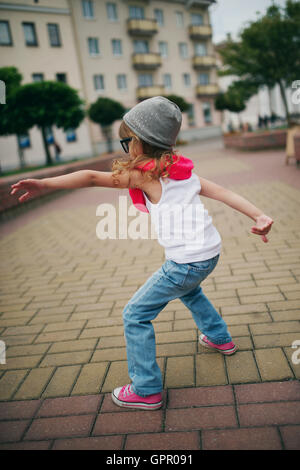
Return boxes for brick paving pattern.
[0,138,300,449]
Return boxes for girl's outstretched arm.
[10,170,130,203]
[198,175,274,243]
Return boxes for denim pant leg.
[123,262,187,397]
[180,285,232,345]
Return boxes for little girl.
[11,96,273,411]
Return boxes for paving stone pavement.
[0,138,300,450]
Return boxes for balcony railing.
[137,85,165,100]
[196,84,219,97]
[188,24,212,39]
[192,55,216,69]
[127,18,158,36]
[132,53,162,70]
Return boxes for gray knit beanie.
[123,96,182,150]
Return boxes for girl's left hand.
[251,214,274,243]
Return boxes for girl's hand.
[10,179,46,203]
[251,214,274,243]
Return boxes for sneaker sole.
[111,392,162,410]
[199,336,237,355]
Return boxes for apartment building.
[0,0,220,170]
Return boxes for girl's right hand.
[10,179,46,203]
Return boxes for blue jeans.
[122,254,232,397]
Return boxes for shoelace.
[122,384,133,398]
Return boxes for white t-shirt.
[143,173,222,263]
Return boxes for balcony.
[192,55,216,69]
[137,85,165,100]
[127,18,158,36]
[196,84,219,97]
[189,24,212,40]
[132,53,162,70]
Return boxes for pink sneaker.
[199,334,237,355]
[112,384,163,410]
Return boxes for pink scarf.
[129,155,194,213]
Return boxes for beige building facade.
[0,0,221,171]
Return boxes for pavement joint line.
[276,426,286,450]
[89,394,105,438]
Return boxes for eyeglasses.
[120,137,132,153]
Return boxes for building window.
[129,6,144,19]
[179,42,188,59]
[18,133,31,149]
[163,74,172,90]
[138,74,153,87]
[187,104,195,126]
[66,128,77,142]
[198,73,210,85]
[175,11,184,28]
[22,22,38,46]
[112,39,122,56]
[45,126,54,144]
[154,9,164,26]
[0,21,13,46]
[191,13,203,26]
[203,102,212,124]
[183,73,191,87]
[56,73,67,83]
[158,41,168,58]
[88,37,99,56]
[106,2,118,21]
[194,42,207,56]
[82,0,94,18]
[32,73,44,82]
[48,23,61,47]
[94,74,105,91]
[133,40,149,54]
[117,74,127,90]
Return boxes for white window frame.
[106,2,118,21]
[112,39,122,57]
[183,73,191,87]
[94,74,105,92]
[138,74,153,87]
[88,37,100,56]
[133,40,149,54]
[194,42,207,57]
[175,11,184,28]
[179,42,188,59]
[163,74,172,90]
[117,74,127,91]
[154,8,164,26]
[82,0,94,19]
[198,72,210,85]
[158,41,168,59]
[191,13,203,26]
[129,6,144,19]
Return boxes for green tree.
[218,0,300,126]
[88,97,125,153]
[0,67,28,168]
[164,94,190,113]
[215,82,249,129]
[13,81,85,165]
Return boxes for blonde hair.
[112,121,180,184]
